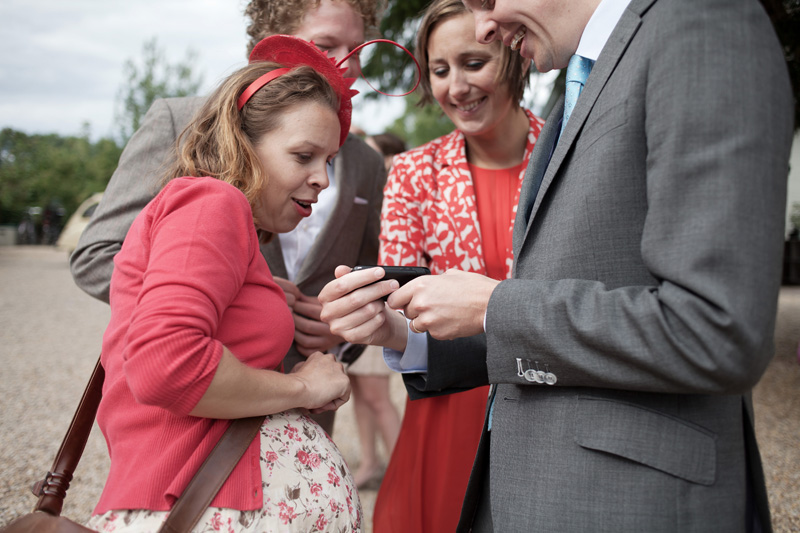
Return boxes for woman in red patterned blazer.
[371,0,544,530]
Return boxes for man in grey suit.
[319,0,794,530]
[70,0,387,435]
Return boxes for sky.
[0,0,405,142]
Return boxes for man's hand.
[292,294,345,356]
[388,269,499,340]
[273,276,301,308]
[273,276,345,356]
[319,265,409,352]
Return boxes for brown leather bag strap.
[30,354,266,533]
[157,415,266,533]
[31,356,105,516]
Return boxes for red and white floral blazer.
[379,110,544,278]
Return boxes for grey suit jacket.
[407,0,794,531]
[70,95,385,384]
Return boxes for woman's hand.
[290,351,351,413]
[189,348,351,419]
[319,265,410,352]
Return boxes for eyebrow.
[429,48,494,63]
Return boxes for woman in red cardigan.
[321,0,544,530]
[87,37,361,532]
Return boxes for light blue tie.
[560,54,595,136]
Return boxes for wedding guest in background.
[69,0,388,436]
[366,132,407,173]
[87,36,360,532]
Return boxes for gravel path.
[1,246,797,531]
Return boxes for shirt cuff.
[382,318,429,373]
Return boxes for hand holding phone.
[351,265,431,291]
[319,265,423,352]
[351,265,430,302]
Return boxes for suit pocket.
[574,397,717,485]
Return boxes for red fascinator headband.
[238,35,420,147]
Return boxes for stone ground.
[0,246,797,531]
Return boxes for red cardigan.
[95,177,293,513]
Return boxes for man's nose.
[331,47,361,79]
[473,11,499,44]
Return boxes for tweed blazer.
[406,0,794,531]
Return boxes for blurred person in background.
[366,132,407,173]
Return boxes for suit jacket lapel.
[262,238,288,279]
[520,3,647,246]
[513,107,562,260]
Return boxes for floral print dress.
[87,410,361,532]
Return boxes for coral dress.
[373,112,543,532]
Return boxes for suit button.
[544,372,557,385]
[524,369,543,383]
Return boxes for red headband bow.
[239,35,420,147]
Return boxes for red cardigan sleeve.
[121,178,257,416]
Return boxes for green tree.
[115,38,203,144]
[0,128,122,225]
[361,1,427,96]
[385,94,454,148]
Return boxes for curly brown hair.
[244,0,386,55]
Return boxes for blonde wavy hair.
[165,62,340,241]
[244,0,386,54]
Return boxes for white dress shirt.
[278,162,337,281]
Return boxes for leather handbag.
[1,356,265,533]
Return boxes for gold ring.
[409,318,423,335]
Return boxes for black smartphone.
[352,265,430,299]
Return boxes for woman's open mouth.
[293,199,313,217]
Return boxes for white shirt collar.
[277,161,337,282]
[575,0,633,61]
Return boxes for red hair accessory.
[239,35,421,147]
